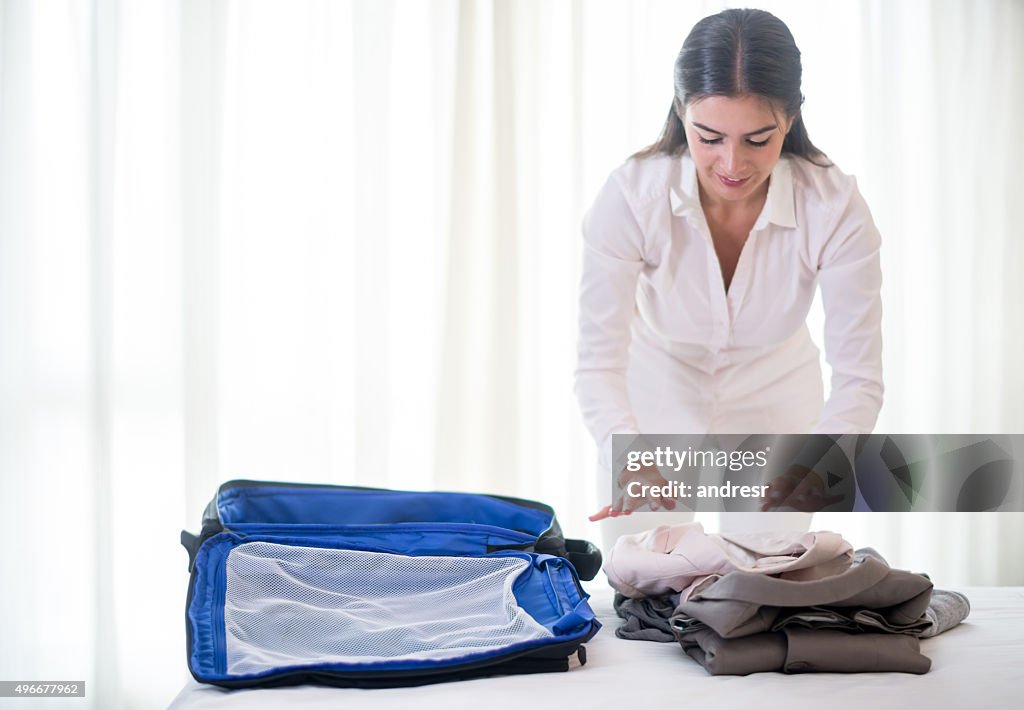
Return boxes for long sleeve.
[575,173,646,470]
[812,178,884,435]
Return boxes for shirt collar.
[670,152,797,230]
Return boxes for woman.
[575,9,883,549]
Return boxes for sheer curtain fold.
[1,1,1022,708]
[180,0,227,522]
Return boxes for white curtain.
[0,1,1021,707]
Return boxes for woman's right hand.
[589,464,677,521]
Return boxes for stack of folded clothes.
[605,523,970,675]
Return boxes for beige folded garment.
[604,521,854,598]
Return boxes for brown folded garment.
[678,626,931,676]
[672,548,933,639]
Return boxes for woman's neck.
[697,177,770,223]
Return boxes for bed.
[167,583,1024,709]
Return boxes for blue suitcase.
[180,480,602,688]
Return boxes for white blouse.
[575,152,883,470]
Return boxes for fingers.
[622,487,647,514]
[588,503,635,522]
[760,469,840,512]
[760,473,797,510]
[647,490,677,511]
[616,464,680,514]
[788,471,829,511]
[595,463,680,519]
[760,483,790,510]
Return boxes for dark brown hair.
[634,8,830,166]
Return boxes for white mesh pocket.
[224,541,554,675]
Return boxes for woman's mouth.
[717,173,750,188]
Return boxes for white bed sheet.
[168,584,1024,710]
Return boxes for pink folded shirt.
[605,522,854,599]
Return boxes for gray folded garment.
[678,626,932,675]
[920,588,971,638]
[613,592,679,642]
[772,588,970,638]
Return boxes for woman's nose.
[721,143,741,174]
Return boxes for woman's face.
[682,95,791,209]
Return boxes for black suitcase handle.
[181,530,200,572]
[564,538,602,582]
[181,521,224,572]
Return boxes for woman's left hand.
[760,464,844,512]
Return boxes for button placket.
[700,222,731,353]
[727,229,760,322]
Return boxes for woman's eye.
[698,136,722,145]
[747,138,770,147]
